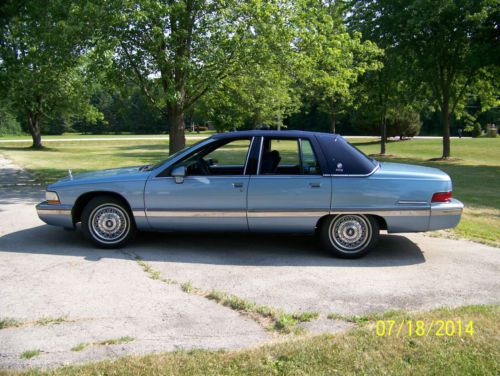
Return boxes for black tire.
[81,195,136,249]
[320,214,379,258]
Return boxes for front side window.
[259,138,320,175]
[172,138,252,176]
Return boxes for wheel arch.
[316,213,387,231]
[72,191,134,225]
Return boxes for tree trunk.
[330,114,336,134]
[167,103,185,155]
[380,113,387,155]
[28,113,43,149]
[441,99,451,159]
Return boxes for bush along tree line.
[0,0,498,157]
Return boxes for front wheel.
[81,196,136,248]
[320,214,379,258]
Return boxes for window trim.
[243,137,256,175]
[298,138,304,175]
[256,136,264,175]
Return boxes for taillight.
[432,191,452,203]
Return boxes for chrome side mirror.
[171,165,186,184]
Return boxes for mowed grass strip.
[0,136,498,245]
[6,305,499,376]
[205,289,318,333]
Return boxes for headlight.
[45,191,60,204]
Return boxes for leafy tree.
[350,2,426,154]
[352,105,421,139]
[199,62,300,131]
[90,0,297,153]
[80,85,165,134]
[297,1,382,134]
[193,87,247,132]
[351,0,499,158]
[0,0,101,148]
[351,51,425,153]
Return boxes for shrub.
[352,106,421,138]
[386,107,421,138]
[471,123,482,138]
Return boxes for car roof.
[210,130,339,140]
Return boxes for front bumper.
[36,201,74,228]
[429,198,464,230]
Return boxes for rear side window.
[259,138,320,175]
[300,139,320,175]
[271,139,300,166]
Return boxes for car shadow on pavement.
[0,225,426,267]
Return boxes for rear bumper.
[36,202,74,228]
[428,199,464,230]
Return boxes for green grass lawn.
[0,136,498,246]
[3,305,498,375]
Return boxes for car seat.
[261,150,281,174]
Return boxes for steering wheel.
[197,158,211,175]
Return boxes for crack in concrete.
[0,317,99,331]
[123,250,330,335]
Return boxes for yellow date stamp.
[375,320,474,337]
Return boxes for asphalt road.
[0,157,498,369]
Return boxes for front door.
[144,138,254,231]
[247,137,332,232]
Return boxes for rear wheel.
[81,196,136,248]
[320,214,379,258]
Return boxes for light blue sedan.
[36,130,463,258]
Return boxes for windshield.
[144,138,212,171]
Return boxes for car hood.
[374,162,450,180]
[71,166,147,180]
[50,166,150,187]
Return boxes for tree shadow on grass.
[115,143,170,152]
[0,145,60,152]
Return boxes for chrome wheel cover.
[329,215,371,252]
[89,204,130,244]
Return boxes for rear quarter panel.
[331,171,452,232]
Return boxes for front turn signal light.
[45,191,60,204]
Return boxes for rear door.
[247,136,332,233]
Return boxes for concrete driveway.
[1,159,499,369]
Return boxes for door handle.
[232,182,244,188]
[309,182,321,188]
